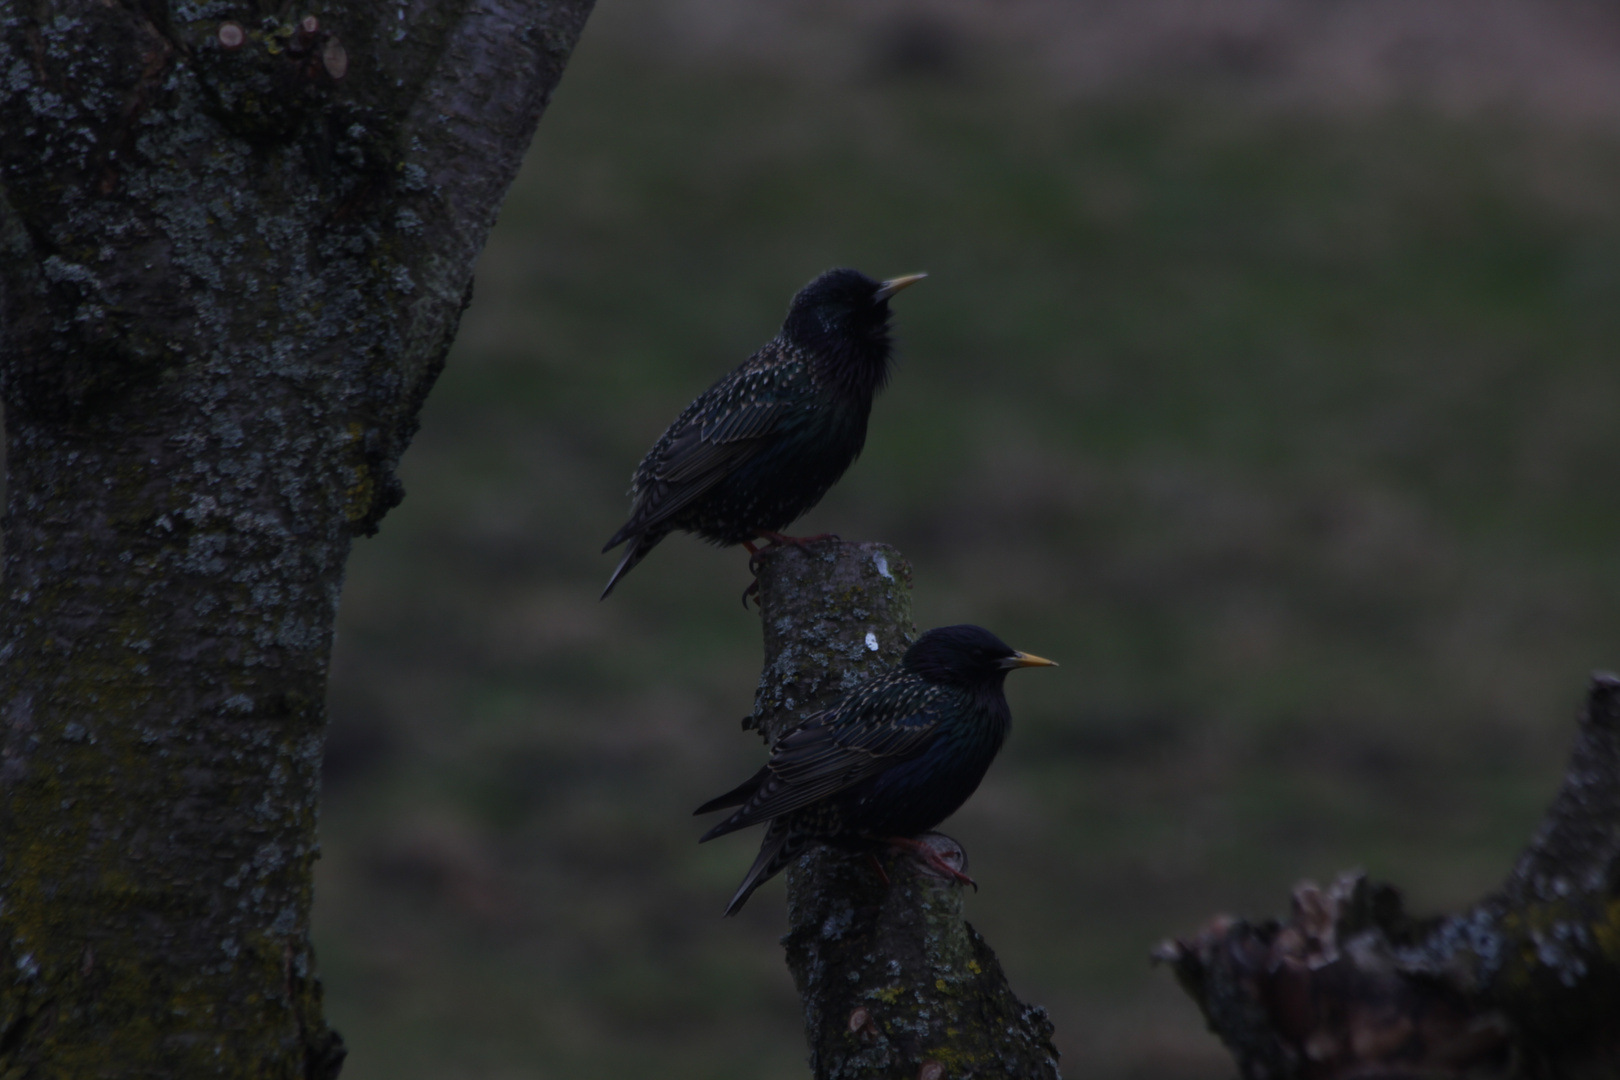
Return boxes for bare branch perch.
[748,539,1061,1080]
[1157,673,1620,1079]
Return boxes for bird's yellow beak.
[875,272,927,300]
[1003,651,1058,669]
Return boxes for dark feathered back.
[601,267,918,597]
[697,620,1054,914]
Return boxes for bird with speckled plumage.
[599,268,925,599]
[695,624,1056,915]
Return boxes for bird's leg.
[739,540,766,607]
[757,530,842,548]
[885,835,977,890]
[866,852,892,887]
[743,540,768,575]
[742,534,831,600]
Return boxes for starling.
[695,624,1056,915]
[600,268,926,598]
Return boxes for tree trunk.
[748,540,1062,1080]
[1157,673,1620,1079]
[0,0,592,1072]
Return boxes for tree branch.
[1157,673,1620,1079]
[749,540,1062,1080]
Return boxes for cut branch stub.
[1157,673,1620,1080]
[749,539,1062,1080]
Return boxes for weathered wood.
[749,539,1062,1080]
[1157,674,1620,1079]
[0,0,592,1072]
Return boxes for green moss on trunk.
[0,0,592,1072]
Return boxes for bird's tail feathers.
[601,518,637,554]
[698,806,753,843]
[723,821,800,917]
[599,532,658,599]
[693,767,767,819]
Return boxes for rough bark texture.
[749,540,1062,1080]
[0,0,592,1073]
[1157,673,1620,1080]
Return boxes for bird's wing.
[618,360,810,535]
[616,415,775,533]
[652,407,781,487]
[724,678,950,827]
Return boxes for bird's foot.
[739,540,772,606]
[739,542,766,606]
[757,530,841,548]
[741,534,838,607]
[885,834,976,890]
[866,852,892,887]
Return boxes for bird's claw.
[744,533,834,596]
[927,858,978,890]
[741,541,768,601]
[883,835,977,890]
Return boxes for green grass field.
[313,18,1620,1078]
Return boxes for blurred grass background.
[313,3,1620,1077]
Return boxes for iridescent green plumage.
[697,624,1056,915]
[600,268,923,598]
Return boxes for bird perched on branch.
[600,268,926,599]
[696,624,1056,915]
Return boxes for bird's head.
[901,624,1057,688]
[780,268,926,396]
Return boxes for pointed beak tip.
[1006,651,1058,669]
[876,272,927,300]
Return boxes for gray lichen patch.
[748,539,915,741]
[0,0,593,1072]
[1158,674,1620,1079]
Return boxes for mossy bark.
[1158,674,1620,1079]
[0,0,592,1073]
[749,540,1062,1080]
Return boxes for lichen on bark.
[0,0,593,1072]
[748,540,1062,1080]
[1157,674,1620,1079]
